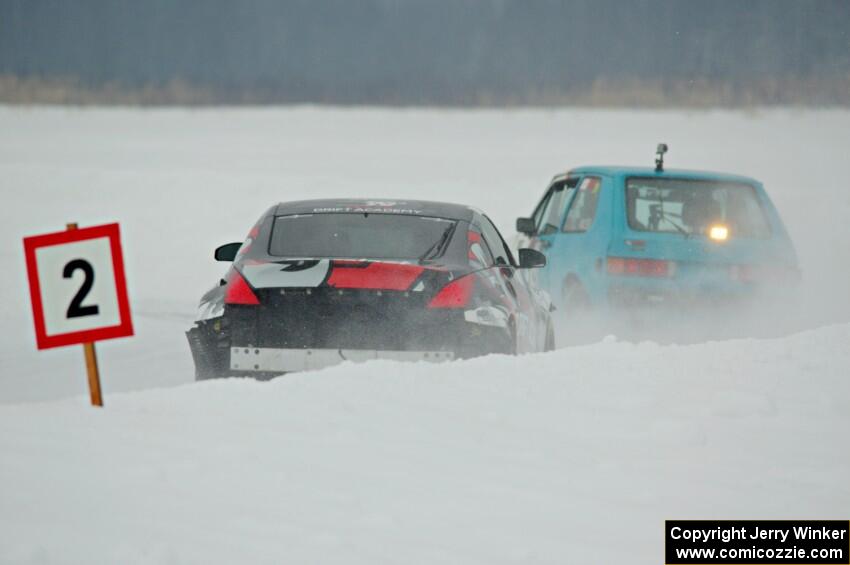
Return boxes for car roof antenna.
[655,143,668,172]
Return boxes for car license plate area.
[230,347,454,372]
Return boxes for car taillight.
[427,275,474,309]
[606,257,675,278]
[225,270,260,305]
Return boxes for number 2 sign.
[23,223,133,350]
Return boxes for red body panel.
[327,261,426,291]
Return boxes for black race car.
[187,199,554,380]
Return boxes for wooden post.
[83,341,103,407]
[67,223,104,407]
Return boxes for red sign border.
[23,223,134,350]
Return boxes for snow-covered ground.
[1,107,849,563]
[2,327,849,564]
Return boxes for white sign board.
[23,223,133,349]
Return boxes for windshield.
[626,178,771,238]
[269,213,458,260]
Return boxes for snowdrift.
[2,324,848,564]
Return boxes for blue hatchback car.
[516,146,800,324]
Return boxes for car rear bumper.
[226,299,514,358]
[230,347,454,373]
[601,261,801,308]
[606,276,799,311]
[607,284,750,309]
[188,313,512,380]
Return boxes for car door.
[527,178,578,295]
[545,175,610,309]
[477,214,544,353]
[517,183,556,250]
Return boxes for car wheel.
[508,316,519,355]
[560,277,598,345]
[562,277,591,314]
[544,321,555,352]
[187,322,230,380]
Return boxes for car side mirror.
[518,248,546,269]
[516,217,535,235]
[214,242,242,262]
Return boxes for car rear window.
[626,178,771,238]
[269,213,458,260]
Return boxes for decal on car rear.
[241,260,331,288]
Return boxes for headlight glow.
[709,224,729,241]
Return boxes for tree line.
[1,0,848,105]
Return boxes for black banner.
[666,520,849,564]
